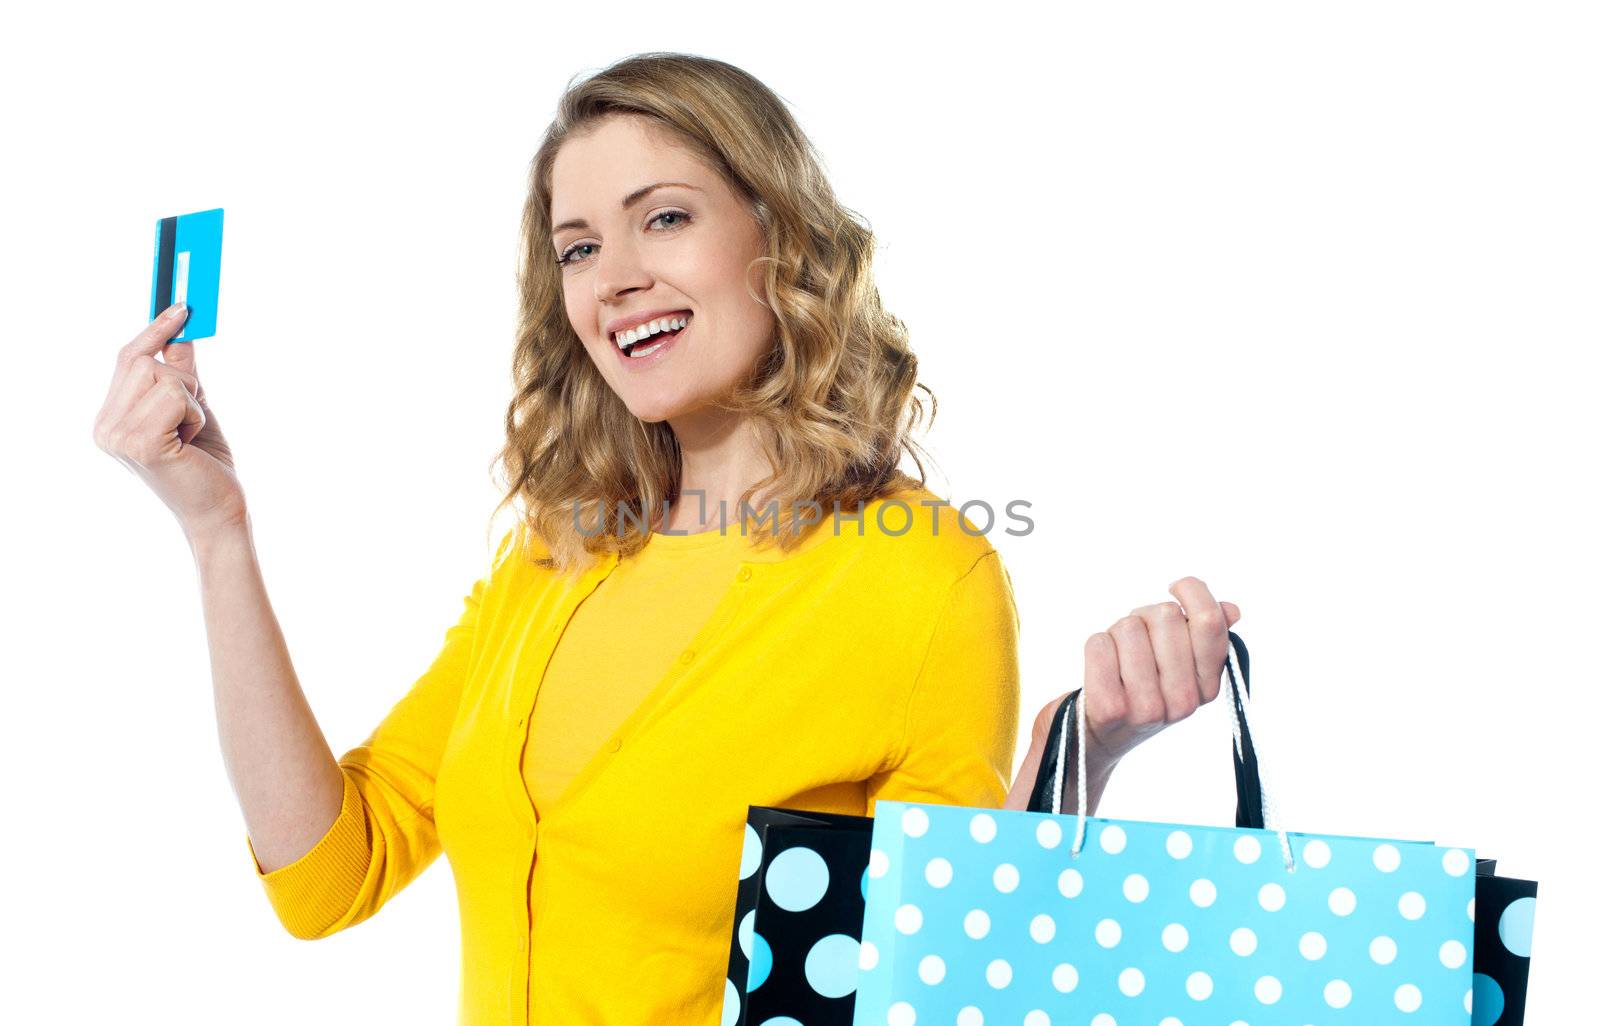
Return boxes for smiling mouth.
[616,313,692,358]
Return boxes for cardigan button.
[607,737,622,753]
[679,649,696,664]
[737,566,753,582]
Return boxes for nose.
[593,234,652,305]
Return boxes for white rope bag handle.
[1050,633,1296,871]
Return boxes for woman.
[94,52,1240,1026]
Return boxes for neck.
[660,407,774,534]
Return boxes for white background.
[3,1,1593,1021]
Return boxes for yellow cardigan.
[247,485,1022,1025]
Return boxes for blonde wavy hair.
[486,52,938,579]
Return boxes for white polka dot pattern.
[853,801,1476,1024]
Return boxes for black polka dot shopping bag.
[722,807,875,1025]
[720,631,1538,1026]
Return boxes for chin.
[621,393,692,425]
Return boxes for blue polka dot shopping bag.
[717,632,1537,1026]
[853,633,1489,1026]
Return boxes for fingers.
[175,379,207,445]
[96,360,200,450]
[1169,577,1231,703]
[156,305,199,378]
[1081,579,1243,766]
[1107,615,1166,724]
[122,303,189,362]
[96,307,201,453]
[115,373,201,465]
[160,336,196,376]
[102,304,188,425]
[1082,632,1125,739]
[1129,600,1200,722]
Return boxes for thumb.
[1221,601,1241,628]
[130,302,189,360]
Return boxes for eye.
[555,209,694,268]
[556,242,595,267]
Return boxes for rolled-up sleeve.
[866,548,1022,814]
[247,538,505,939]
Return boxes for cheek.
[563,291,601,355]
[691,248,770,337]
[680,229,754,296]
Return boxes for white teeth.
[615,314,689,349]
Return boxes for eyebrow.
[552,181,703,236]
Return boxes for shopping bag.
[717,638,1291,1026]
[1046,644,1539,1026]
[1470,859,1537,1026]
[718,633,1292,1026]
[1223,726,1536,1026]
[854,632,1481,1025]
[721,806,873,1026]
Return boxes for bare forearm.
[1004,730,1118,815]
[188,518,345,874]
[1075,757,1114,817]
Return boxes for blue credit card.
[149,207,224,341]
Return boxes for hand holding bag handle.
[1024,630,1296,870]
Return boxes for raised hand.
[92,304,247,540]
[1005,576,1241,812]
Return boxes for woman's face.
[549,114,775,425]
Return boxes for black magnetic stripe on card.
[154,216,177,313]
